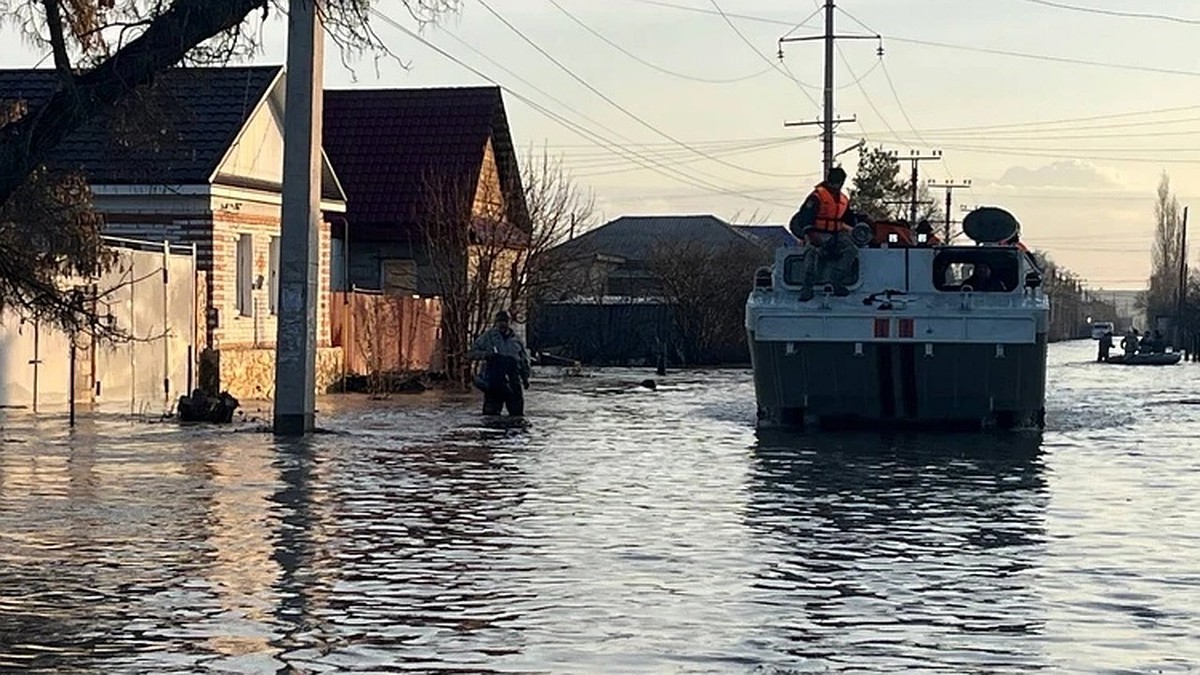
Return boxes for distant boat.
[1105,352,1182,366]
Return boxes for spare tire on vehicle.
[962,206,1020,244]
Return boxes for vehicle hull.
[749,334,1048,430]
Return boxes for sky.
[4,0,1200,290]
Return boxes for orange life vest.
[812,184,848,233]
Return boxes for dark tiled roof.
[732,225,800,249]
[0,66,282,185]
[322,86,528,236]
[559,215,763,262]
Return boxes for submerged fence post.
[69,332,76,427]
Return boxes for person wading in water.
[467,310,531,417]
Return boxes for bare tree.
[351,292,398,397]
[0,0,456,333]
[514,147,596,308]
[1144,172,1183,325]
[647,237,769,364]
[421,147,595,386]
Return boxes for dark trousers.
[480,358,524,416]
[482,377,524,416]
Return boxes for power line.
[421,18,765,189]
[886,36,1200,79]
[420,13,796,191]
[371,8,795,206]
[631,0,802,27]
[477,0,798,179]
[704,0,822,107]
[854,110,1200,138]
[545,0,773,84]
[1014,0,1200,26]
[862,126,1200,143]
[629,0,1200,79]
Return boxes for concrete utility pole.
[928,179,972,241]
[273,0,325,436]
[1177,205,1189,347]
[779,0,876,176]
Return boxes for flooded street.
[1,340,1198,673]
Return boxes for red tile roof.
[322,86,528,239]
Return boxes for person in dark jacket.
[467,310,531,416]
[1098,330,1113,362]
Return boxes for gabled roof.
[322,86,528,234]
[732,225,800,249]
[0,66,283,185]
[557,215,762,262]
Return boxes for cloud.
[993,160,1123,190]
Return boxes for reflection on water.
[748,432,1048,672]
[0,341,1198,673]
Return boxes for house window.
[236,233,253,316]
[269,236,280,314]
[381,259,417,295]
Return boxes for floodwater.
[1,341,1198,674]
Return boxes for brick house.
[0,66,348,400]
[322,86,531,333]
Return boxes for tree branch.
[0,0,268,208]
[41,0,75,92]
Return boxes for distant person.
[467,310,531,417]
[963,261,1007,292]
[1121,328,1139,356]
[788,166,861,300]
[1149,330,1167,354]
[1139,331,1157,354]
[1098,330,1113,362]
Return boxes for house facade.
[322,86,531,341]
[0,67,347,400]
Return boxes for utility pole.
[1177,205,1189,347]
[889,149,941,225]
[928,179,972,241]
[779,0,878,175]
[274,0,325,436]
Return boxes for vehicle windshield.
[933,249,1020,293]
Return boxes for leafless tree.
[647,237,770,364]
[421,147,595,386]
[1144,172,1183,324]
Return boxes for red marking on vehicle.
[874,318,890,338]
[898,318,914,338]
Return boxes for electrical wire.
[545,0,773,85]
[856,106,1200,136]
[477,0,803,179]
[406,11,801,191]
[885,36,1200,79]
[371,8,797,206]
[629,0,1200,79]
[704,0,822,108]
[1014,0,1200,26]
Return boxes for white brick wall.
[211,207,332,350]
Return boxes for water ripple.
[0,342,1197,673]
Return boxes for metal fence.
[0,237,197,417]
